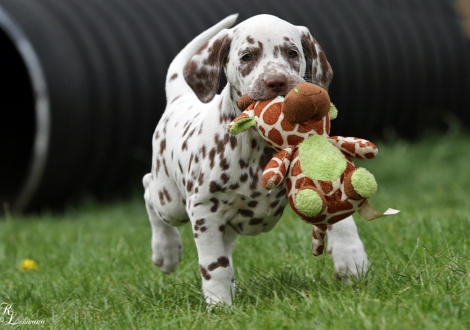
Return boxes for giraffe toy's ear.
[228,111,256,135]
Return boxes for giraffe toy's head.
[229,82,337,150]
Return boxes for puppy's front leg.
[327,215,369,280]
[192,215,235,305]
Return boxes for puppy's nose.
[266,77,287,93]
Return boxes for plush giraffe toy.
[228,82,398,256]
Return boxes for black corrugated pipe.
[1,0,469,212]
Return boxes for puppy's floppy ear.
[184,29,232,103]
[298,27,333,90]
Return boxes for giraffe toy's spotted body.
[228,82,380,256]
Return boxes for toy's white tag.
[358,201,400,221]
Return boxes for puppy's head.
[184,15,333,104]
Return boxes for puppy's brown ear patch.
[300,30,333,90]
[184,33,232,103]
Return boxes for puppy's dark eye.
[241,53,253,61]
[287,50,298,58]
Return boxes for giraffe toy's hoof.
[294,187,326,217]
[344,167,377,199]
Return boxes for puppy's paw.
[328,240,369,281]
[152,228,182,274]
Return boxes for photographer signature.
[1,302,46,326]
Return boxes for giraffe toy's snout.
[283,82,331,123]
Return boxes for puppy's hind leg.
[143,174,183,274]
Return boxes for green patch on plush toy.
[299,135,347,182]
[228,82,399,256]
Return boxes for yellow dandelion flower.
[19,259,38,271]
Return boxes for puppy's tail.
[165,14,238,102]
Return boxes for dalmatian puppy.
[143,14,369,305]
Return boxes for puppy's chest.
[192,133,287,234]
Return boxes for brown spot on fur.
[209,148,216,168]
[259,147,275,169]
[208,256,230,271]
[156,158,161,173]
[239,160,249,168]
[220,158,230,170]
[215,134,225,154]
[239,209,254,217]
[205,35,231,66]
[240,173,248,182]
[251,191,262,198]
[162,159,169,176]
[249,218,263,225]
[270,200,280,208]
[198,173,204,186]
[171,95,181,103]
[229,183,240,190]
[273,45,279,58]
[210,198,219,212]
[186,180,193,192]
[162,188,172,202]
[209,181,226,193]
[200,265,211,280]
[178,161,183,173]
[248,200,258,208]
[274,206,284,216]
[221,173,230,184]
[276,188,287,198]
[198,146,205,160]
[159,139,166,155]
[230,135,238,149]
[158,191,165,206]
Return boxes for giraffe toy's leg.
[294,186,326,218]
[312,224,327,256]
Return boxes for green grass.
[1,132,470,329]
